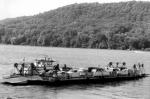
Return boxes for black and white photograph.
[0,0,150,99]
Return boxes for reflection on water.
[0,45,150,99]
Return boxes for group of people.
[133,63,145,74]
[53,64,72,71]
[108,62,126,68]
[106,61,145,75]
[106,62,127,72]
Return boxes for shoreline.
[0,44,149,53]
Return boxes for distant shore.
[0,44,150,53]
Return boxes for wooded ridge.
[1,1,150,50]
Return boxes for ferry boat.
[1,57,148,85]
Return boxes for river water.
[0,45,149,99]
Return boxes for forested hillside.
[1,1,150,50]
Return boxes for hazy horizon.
[1,0,148,20]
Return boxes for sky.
[0,0,149,20]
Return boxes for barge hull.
[5,74,147,86]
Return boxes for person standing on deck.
[108,62,113,68]
[116,62,119,67]
[122,62,126,67]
